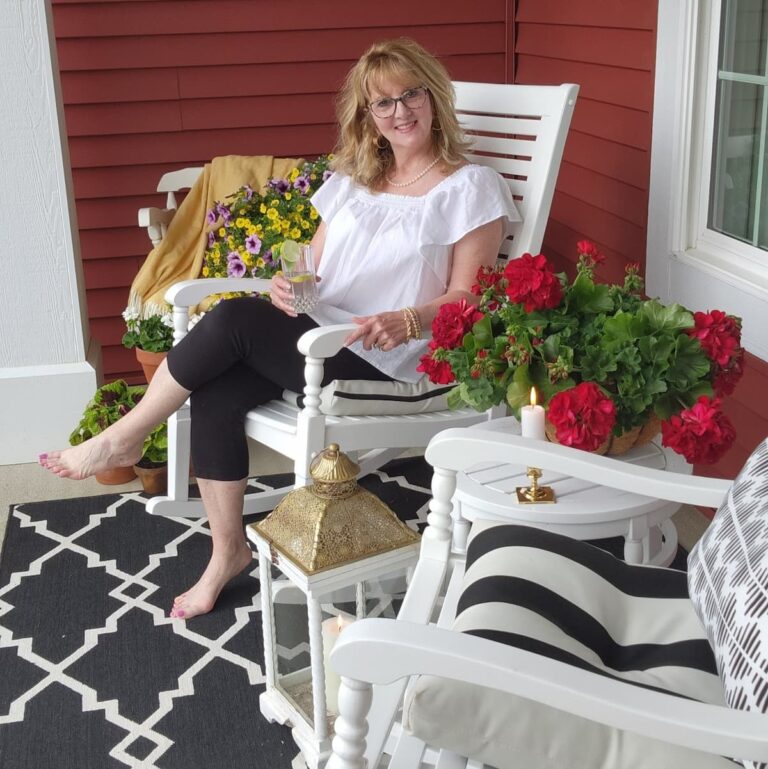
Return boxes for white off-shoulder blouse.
[308,164,521,382]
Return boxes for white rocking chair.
[142,82,579,517]
[325,430,768,769]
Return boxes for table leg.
[624,516,649,565]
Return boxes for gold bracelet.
[403,306,422,341]
[403,308,414,342]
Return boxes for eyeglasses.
[368,86,429,118]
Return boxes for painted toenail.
[176,609,185,618]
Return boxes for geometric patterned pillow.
[688,437,768,769]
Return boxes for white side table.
[247,524,419,769]
[452,417,691,565]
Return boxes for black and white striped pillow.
[688,438,768,769]
[403,522,728,769]
[282,378,453,416]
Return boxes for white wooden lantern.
[247,444,420,768]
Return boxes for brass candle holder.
[516,466,556,504]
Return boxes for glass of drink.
[280,242,318,313]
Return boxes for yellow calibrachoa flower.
[296,204,304,213]
[235,217,247,228]
[218,227,226,237]
[301,219,310,230]
[285,192,292,201]
[266,208,278,221]
[246,225,257,236]
[202,266,210,276]
[289,168,300,182]
[256,257,265,268]
[269,199,278,208]
[309,209,319,220]
[290,228,301,239]
[260,203,267,214]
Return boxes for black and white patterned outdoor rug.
[0,457,435,769]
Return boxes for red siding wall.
[513,0,657,283]
[51,0,513,382]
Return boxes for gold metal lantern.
[252,443,420,575]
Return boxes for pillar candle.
[321,612,354,714]
[520,387,546,440]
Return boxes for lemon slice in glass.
[281,239,301,268]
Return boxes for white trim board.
[0,352,99,465]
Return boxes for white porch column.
[0,0,99,464]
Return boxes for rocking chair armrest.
[138,206,175,229]
[332,618,768,762]
[164,278,273,308]
[297,324,358,359]
[426,428,732,509]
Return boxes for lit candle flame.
[530,387,538,407]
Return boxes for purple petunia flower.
[206,208,218,225]
[293,175,310,194]
[216,203,233,224]
[227,255,246,278]
[245,234,262,254]
[322,169,333,182]
[243,184,254,200]
[269,178,290,194]
[264,249,274,264]
[207,231,216,248]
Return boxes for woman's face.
[367,76,434,157]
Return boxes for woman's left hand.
[344,312,408,351]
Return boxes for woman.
[40,38,520,620]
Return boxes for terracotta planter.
[95,465,137,485]
[545,415,661,457]
[134,463,167,495]
[135,348,167,384]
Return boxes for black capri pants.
[166,296,393,481]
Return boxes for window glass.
[709,0,768,251]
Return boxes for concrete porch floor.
[0,441,711,562]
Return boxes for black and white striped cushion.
[688,438,768,769]
[282,378,452,416]
[403,522,729,769]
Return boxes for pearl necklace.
[386,156,440,188]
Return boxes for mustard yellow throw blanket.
[128,154,302,312]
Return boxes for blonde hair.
[332,38,470,188]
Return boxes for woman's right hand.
[269,274,297,317]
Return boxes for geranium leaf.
[568,272,615,314]
[666,334,711,390]
[639,300,694,333]
[471,315,494,348]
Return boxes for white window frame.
[647,0,768,361]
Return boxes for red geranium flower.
[546,382,616,452]
[503,253,563,312]
[472,265,505,296]
[430,299,484,350]
[576,239,606,265]
[416,352,455,385]
[687,310,741,367]
[661,395,736,464]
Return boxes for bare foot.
[38,433,144,480]
[170,541,254,620]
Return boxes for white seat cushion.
[282,378,452,416]
[403,522,731,769]
[688,438,768,769]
